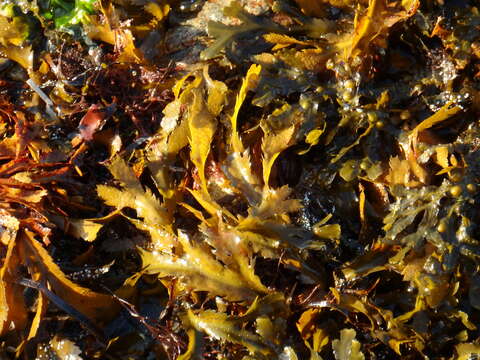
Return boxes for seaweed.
[1,0,480,359]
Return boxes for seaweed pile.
[1,0,480,359]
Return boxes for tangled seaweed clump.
[1,0,480,358]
